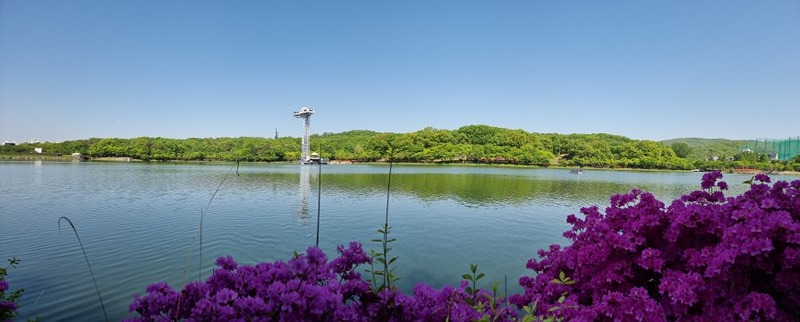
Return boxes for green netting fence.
[742,137,800,161]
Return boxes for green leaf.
[551,279,562,285]
[476,273,485,280]
[559,271,566,281]
[522,315,535,322]
[388,257,398,265]
[462,274,472,280]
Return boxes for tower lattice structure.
[293,107,315,162]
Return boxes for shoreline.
[3,154,800,176]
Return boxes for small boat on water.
[569,169,583,175]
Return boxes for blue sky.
[1,1,798,142]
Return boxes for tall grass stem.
[504,274,508,300]
[199,164,236,280]
[58,216,108,322]
[384,161,392,229]
[316,162,322,247]
[382,161,393,288]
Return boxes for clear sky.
[1,1,798,143]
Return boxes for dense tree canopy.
[660,138,748,161]
[2,125,798,171]
[670,142,692,158]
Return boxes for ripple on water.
[2,163,743,320]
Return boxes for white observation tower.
[293,107,315,163]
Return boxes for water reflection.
[314,170,756,208]
[227,166,757,209]
[296,166,311,223]
[1,162,780,321]
[33,160,42,185]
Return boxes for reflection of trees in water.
[296,166,311,224]
[236,168,712,210]
[309,173,703,207]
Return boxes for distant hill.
[660,138,749,161]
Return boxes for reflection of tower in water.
[296,166,311,223]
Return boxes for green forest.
[3,125,800,171]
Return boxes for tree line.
[2,124,799,171]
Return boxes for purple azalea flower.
[127,174,800,321]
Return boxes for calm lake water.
[0,161,786,320]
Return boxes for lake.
[0,161,780,320]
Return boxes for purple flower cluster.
[1,260,23,322]
[129,172,800,321]
[511,172,800,321]
[127,241,515,321]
